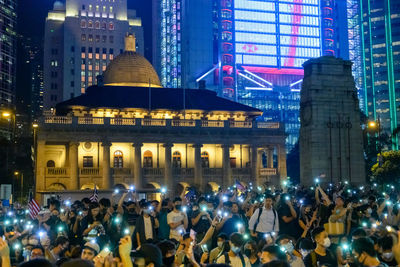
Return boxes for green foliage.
[371,151,400,185]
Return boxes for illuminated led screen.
[234,0,322,69]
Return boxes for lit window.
[109,22,114,30]
[88,20,93,28]
[113,150,123,168]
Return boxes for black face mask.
[175,205,182,210]
[163,255,175,266]
[244,249,252,257]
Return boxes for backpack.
[224,252,245,267]
[252,207,277,232]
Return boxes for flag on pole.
[90,185,98,202]
[28,191,40,219]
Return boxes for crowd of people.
[2,181,400,267]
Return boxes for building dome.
[53,1,65,11]
[103,35,161,88]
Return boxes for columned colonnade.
[36,140,286,193]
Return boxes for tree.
[371,151,400,185]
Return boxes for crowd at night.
[0,182,398,267]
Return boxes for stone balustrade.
[41,116,281,130]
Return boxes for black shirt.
[304,249,338,267]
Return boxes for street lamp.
[2,112,11,118]
[368,121,377,128]
[32,123,39,199]
[368,117,382,165]
[14,171,23,202]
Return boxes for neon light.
[242,66,304,75]
[243,69,273,86]
[291,89,301,92]
[196,65,218,82]
[238,72,266,87]
[245,87,273,91]
[384,0,397,149]
[284,0,304,67]
[290,79,303,87]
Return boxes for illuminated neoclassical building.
[35,35,286,201]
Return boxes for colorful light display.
[234,0,322,71]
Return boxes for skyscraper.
[0,0,17,106]
[43,0,144,109]
[361,0,400,150]
[153,0,353,150]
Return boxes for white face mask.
[382,252,393,260]
[300,249,310,258]
[323,237,331,248]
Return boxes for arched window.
[109,22,114,30]
[113,150,123,168]
[143,150,153,168]
[201,151,209,168]
[102,22,107,30]
[95,21,100,29]
[81,19,86,28]
[172,151,181,168]
[88,20,93,28]
[46,160,55,167]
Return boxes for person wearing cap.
[81,241,99,262]
[248,194,279,238]
[216,233,251,267]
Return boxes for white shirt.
[248,206,279,233]
[143,215,153,240]
[216,254,251,267]
[167,210,185,241]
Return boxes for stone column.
[133,143,143,189]
[222,144,232,187]
[256,149,262,186]
[102,142,112,189]
[35,141,46,201]
[278,144,287,182]
[163,143,173,192]
[129,145,135,184]
[251,146,258,185]
[69,142,80,190]
[267,147,274,168]
[193,144,203,190]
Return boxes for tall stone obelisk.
[300,56,365,185]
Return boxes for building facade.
[35,35,287,202]
[0,0,17,140]
[43,0,144,109]
[0,0,17,106]
[152,0,354,151]
[361,0,400,150]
